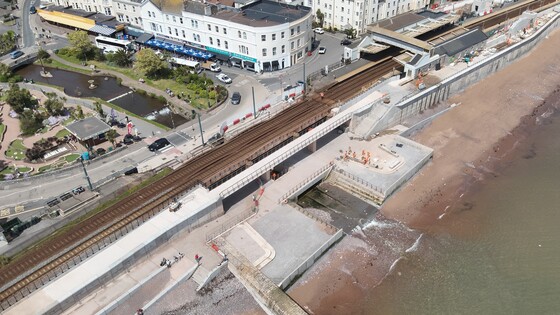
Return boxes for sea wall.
[370,10,560,134]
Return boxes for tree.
[344,27,357,39]
[94,101,106,119]
[316,9,325,27]
[135,48,169,78]
[67,30,95,61]
[0,31,16,55]
[74,105,85,120]
[105,129,118,147]
[4,84,38,114]
[110,49,133,67]
[19,110,46,136]
[44,92,66,116]
[37,49,50,61]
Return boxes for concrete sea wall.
[371,10,560,134]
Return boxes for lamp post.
[197,112,205,146]
[168,103,175,129]
[79,157,94,191]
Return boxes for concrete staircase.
[328,171,384,206]
[352,101,392,138]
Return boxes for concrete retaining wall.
[278,229,344,290]
[369,12,560,134]
[285,166,332,202]
[196,261,228,291]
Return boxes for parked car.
[148,138,171,151]
[318,47,326,54]
[340,39,352,46]
[123,134,134,145]
[231,92,241,105]
[216,73,232,84]
[313,28,324,34]
[209,63,221,72]
[10,50,24,59]
[96,148,106,155]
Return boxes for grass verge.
[5,140,27,160]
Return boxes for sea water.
[363,106,560,314]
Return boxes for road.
[21,0,40,48]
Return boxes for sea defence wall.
[3,187,224,315]
[369,9,560,134]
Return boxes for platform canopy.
[144,39,214,60]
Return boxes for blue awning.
[145,39,214,60]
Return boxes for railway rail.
[0,0,555,310]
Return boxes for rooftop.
[64,117,112,141]
[213,0,311,27]
[374,12,427,32]
[434,29,488,56]
[151,0,184,15]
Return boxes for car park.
[148,138,171,151]
[340,39,352,46]
[318,47,326,54]
[209,63,221,72]
[10,50,24,59]
[216,73,232,84]
[313,28,324,34]
[231,92,241,105]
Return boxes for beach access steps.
[216,237,307,315]
[327,168,384,206]
[352,100,392,138]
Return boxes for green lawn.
[42,58,92,75]
[55,129,71,139]
[0,124,5,141]
[55,52,213,109]
[5,140,27,160]
[38,165,52,173]
[64,153,80,163]
[0,166,31,175]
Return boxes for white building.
[141,0,314,72]
[46,0,145,28]
[312,0,429,35]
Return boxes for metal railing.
[277,162,334,204]
[334,167,384,196]
[205,207,256,242]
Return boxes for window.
[262,48,267,56]
[208,24,211,31]
[281,45,285,53]
[297,39,300,47]
[175,28,178,36]
[209,37,213,45]
[238,30,242,38]
[272,47,277,55]
[150,22,157,31]
[172,16,176,23]
[281,31,285,38]
[215,26,219,32]
[132,6,135,12]
[272,33,276,40]
[243,32,247,39]
[291,28,294,36]
[117,3,120,9]
[291,41,294,49]
[217,39,221,47]
[225,41,228,49]
[180,17,183,24]
[181,30,185,38]
[168,27,172,35]
[126,16,129,22]
[123,5,127,10]
[341,7,344,12]
[261,35,266,41]
[166,15,169,21]
[223,27,227,34]
[134,17,138,24]
[297,26,300,33]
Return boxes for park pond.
[16,65,188,128]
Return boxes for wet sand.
[288,30,560,314]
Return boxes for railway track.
[0,0,554,309]
[0,47,398,310]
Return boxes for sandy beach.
[288,29,560,315]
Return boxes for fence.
[307,59,345,82]
[333,167,384,195]
[277,162,334,204]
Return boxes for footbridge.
[216,91,381,199]
[367,26,434,56]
